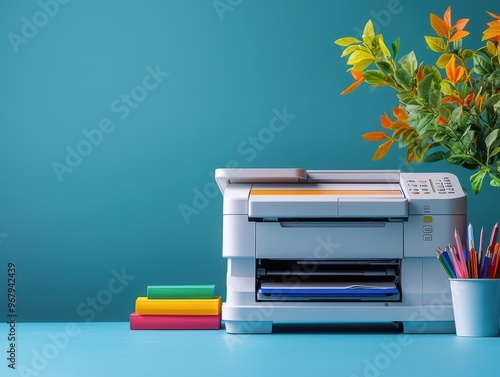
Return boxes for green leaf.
[352,59,373,71]
[399,51,417,76]
[394,67,413,90]
[340,45,360,58]
[451,39,462,52]
[362,20,375,45]
[451,106,463,123]
[488,69,500,87]
[438,105,452,120]
[424,150,449,163]
[363,70,386,85]
[461,130,475,150]
[391,38,400,59]
[405,104,423,117]
[440,80,454,96]
[490,173,500,187]
[415,114,434,134]
[491,145,500,158]
[375,61,393,74]
[432,129,448,143]
[376,36,391,58]
[473,54,492,76]
[417,73,434,102]
[363,20,375,38]
[486,129,500,150]
[447,154,473,165]
[429,89,441,109]
[459,82,469,99]
[424,36,446,53]
[431,66,442,82]
[470,170,487,194]
[462,49,475,59]
[485,93,500,108]
[347,49,373,65]
[476,46,490,56]
[335,37,362,46]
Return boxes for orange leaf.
[380,113,392,129]
[390,120,409,130]
[455,66,464,82]
[416,66,424,82]
[487,20,500,28]
[373,139,394,160]
[455,18,469,31]
[475,93,483,109]
[445,55,464,85]
[486,11,500,20]
[361,132,389,141]
[441,95,461,104]
[443,6,451,27]
[438,116,447,125]
[482,23,500,41]
[449,30,470,42]
[392,105,409,121]
[430,13,449,37]
[463,92,474,107]
[340,78,364,95]
[351,70,364,80]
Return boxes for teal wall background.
[1,0,499,322]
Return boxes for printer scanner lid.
[215,168,408,218]
[249,182,407,219]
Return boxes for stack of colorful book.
[130,285,221,330]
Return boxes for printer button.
[423,226,432,233]
[422,234,432,241]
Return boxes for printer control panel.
[403,174,460,197]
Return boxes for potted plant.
[334,6,500,194]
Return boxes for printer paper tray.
[257,282,400,302]
[256,259,401,302]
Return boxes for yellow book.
[135,296,222,316]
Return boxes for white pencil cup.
[450,279,500,337]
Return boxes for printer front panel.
[255,221,403,259]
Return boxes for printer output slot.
[250,218,403,223]
[279,221,391,228]
[256,258,401,302]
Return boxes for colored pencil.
[436,225,500,279]
[488,244,499,278]
[478,227,484,271]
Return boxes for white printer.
[216,168,467,333]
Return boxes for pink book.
[129,313,221,330]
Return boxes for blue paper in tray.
[258,287,399,296]
[258,282,399,297]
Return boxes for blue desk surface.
[2,322,498,377]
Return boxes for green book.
[147,285,215,299]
